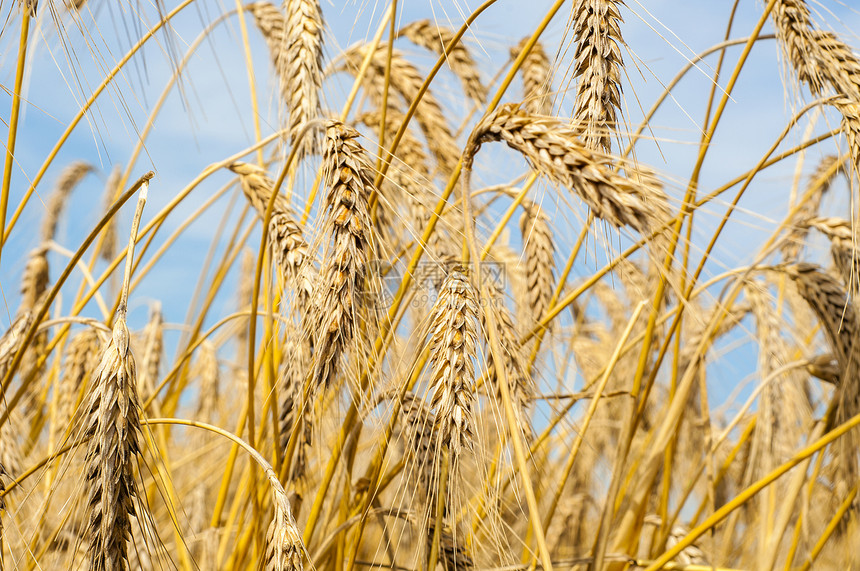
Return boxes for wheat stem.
[0,10,31,270]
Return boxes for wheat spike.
[0,315,30,479]
[282,0,324,155]
[744,281,810,468]
[400,393,436,501]
[784,263,860,493]
[99,165,122,263]
[228,162,313,297]
[426,519,474,571]
[246,1,324,153]
[138,304,163,406]
[343,43,459,172]
[397,20,486,104]
[473,103,670,233]
[56,328,101,443]
[41,161,93,242]
[428,266,479,459]
[805,216,859,289]
[265,480,304,571]
[277,325,310,463]
[483,286,534,437]
[510,38,552,115]
[772,0,860,174]
[310,121,377,389]
[784,263,858,370]
[19,245,49,315]
[571,0,625,152]
[82,314,143,571]
[781,155,843,262]
[519,199,555,333]
[194,340,220,421]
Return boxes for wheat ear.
[772,0,860,173]
[397,20,486,104]
[228,161,313,298]
[510,38,552,115]
[245,0,323,154]
[41,161,93,242]
[783,263,860,494]
[472,103,670,233]
[310,121,377,389]
[99,165,122,262]
[55,328,101,444]
[781,155,843,262]
[520,199,555,334]
[571,0,626,153]
[428,266,479,460]
[82,176,149,571]
[343,43,458,172]
[805,217,858,289]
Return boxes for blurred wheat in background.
[1,0,860,569]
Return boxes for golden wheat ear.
[310,121,377,391]
[81,172,151,571]
[397,19,487,104]
[471,103,671,234]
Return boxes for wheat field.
[0,0,859,569]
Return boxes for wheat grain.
[571,0,625,152]
[397,20,486,104]
[472,103,670,233]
